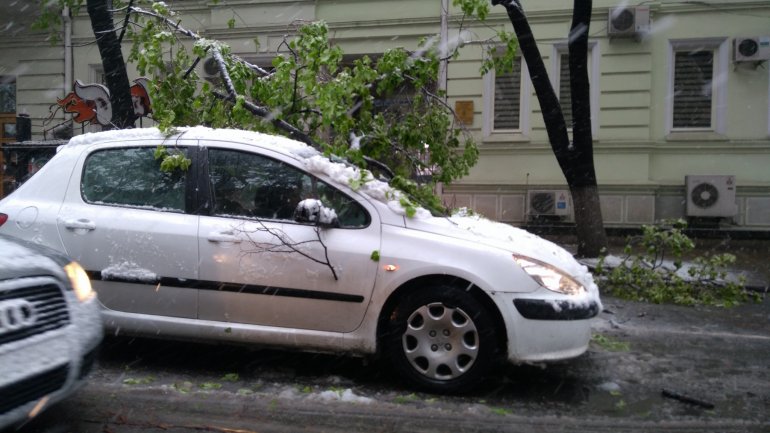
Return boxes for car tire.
[383,284,500,394]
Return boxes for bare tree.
[492,0,607,257]
[86,0,136,128]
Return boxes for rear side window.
[81,147,187,212]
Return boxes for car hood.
[403,212,595,283]
[0,234,68,281]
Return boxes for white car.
[0,127,600,393]
[0,234,102,430]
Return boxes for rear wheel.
[383,284,500,394]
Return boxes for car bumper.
[0,295,102,430]
[497,293,600,363]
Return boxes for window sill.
[482,133,531,144]
[665,131,728,142]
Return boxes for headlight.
[513,255,585,295]
[64,261,95,302]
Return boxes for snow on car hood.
[405,210,582,272]
[426,212,601,306]
[0,236,66,280]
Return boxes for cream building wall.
[433,1,770,229]
[1,0,768,228]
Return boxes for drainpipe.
[438,0,448,95]
[63,6,72,95]
[436,0,449,198]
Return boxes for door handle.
[207,231,242,243]
[62,218,96,231]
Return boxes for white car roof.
[66,126,317,160]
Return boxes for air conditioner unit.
[527,190,571,217]
[685,175,737,217]
[607,6,650,38]
[202,57,221,81]
[733,37,770,62]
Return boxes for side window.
[81,147,187,212]
[208,148,369,228]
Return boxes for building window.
[557,53,573,127]
[0,76,16,113]
[667,38,727,134]
[483,56,530,137]
[672,50,713,128]
[551,41,599,133]
[494,57,522,130]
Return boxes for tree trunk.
[87,0,136,129]
[493,0,607,257]
[566,0,607,257]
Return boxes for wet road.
[12,296,770,433]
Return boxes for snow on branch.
[128,5,272,77]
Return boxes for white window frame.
[89,65,105,85]
[550,41,600,135]
[483,55,531,138]
[666,38,728,134]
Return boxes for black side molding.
[86,271,364,303]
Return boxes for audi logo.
[0,299,38,334]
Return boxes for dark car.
[0,233,102,430]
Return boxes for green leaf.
[370,250,380,261]
[123,376,155,386]
[221,373,239,382]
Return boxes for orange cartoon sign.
[57,78,152,126]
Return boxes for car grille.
[0,364,70,414]
[0,279,71,346]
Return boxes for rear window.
[81,147,187,212]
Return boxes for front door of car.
[57,143,199,319]
[196,145,380,333]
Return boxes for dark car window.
[81,147,187,212]
[208,148,370,228]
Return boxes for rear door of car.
[57,141,199,318]
[196,141,380,333]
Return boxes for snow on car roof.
[66,127,423,217]
[66,126,313,156]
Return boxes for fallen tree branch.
[661,388,715,410]
[211,91,317,148]
[129,5,272,77]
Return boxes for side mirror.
[294,199,340,228]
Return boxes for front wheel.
[383,285,501,394]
